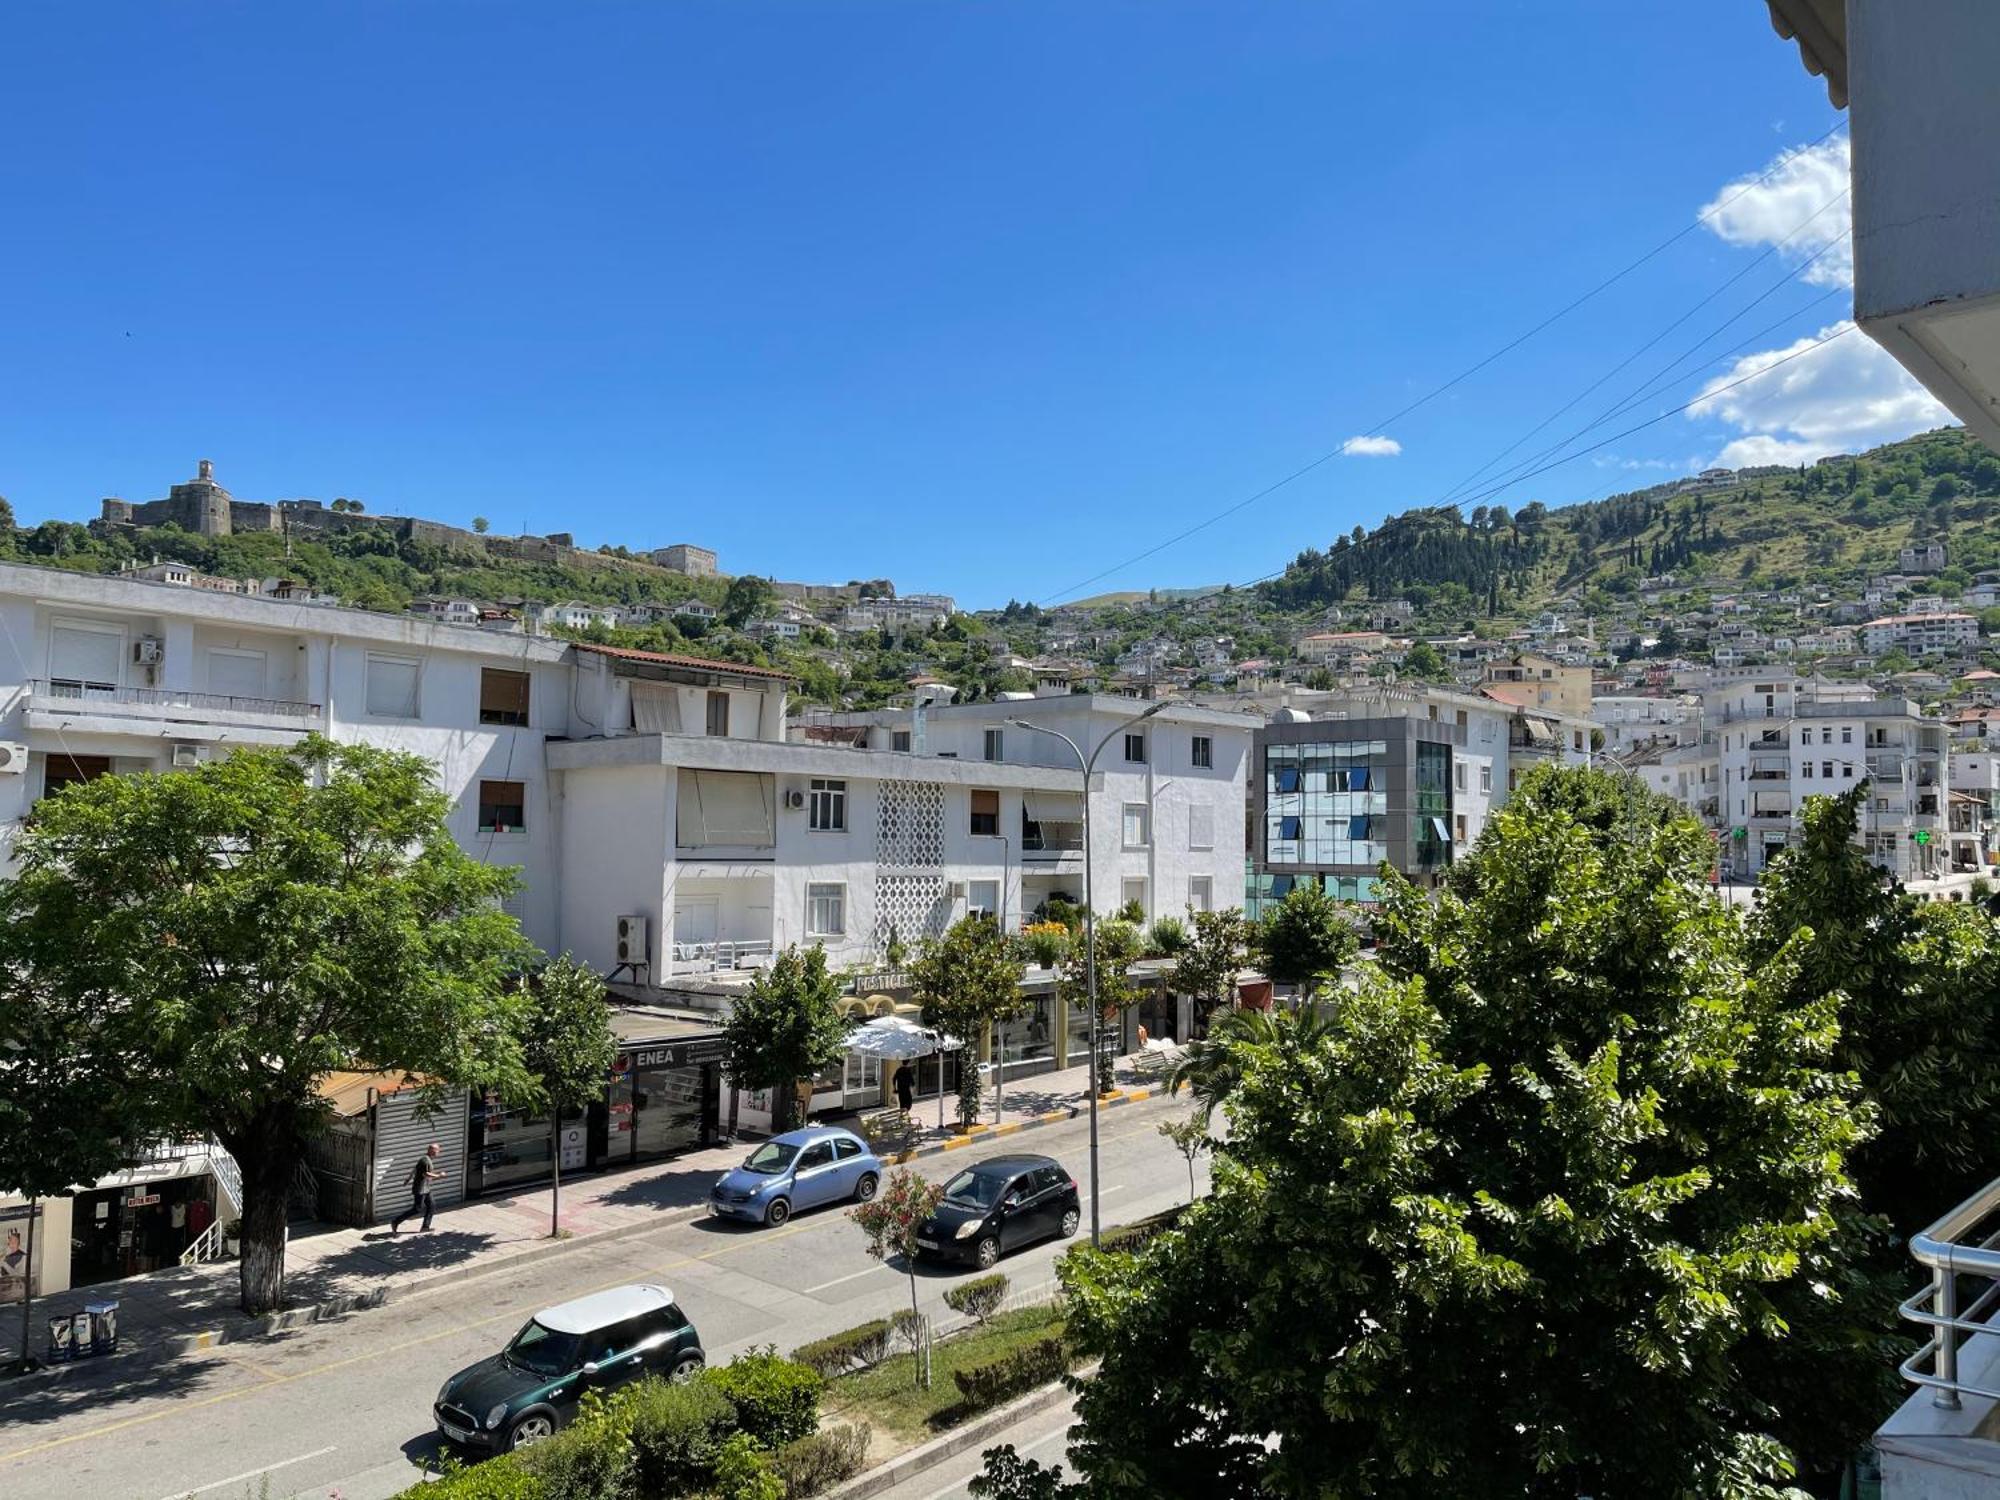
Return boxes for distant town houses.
[1862,612,1980,657]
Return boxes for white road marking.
[159,1445,337,1499]
[803,1262,893,1294]
[1099,1183,1129,1196]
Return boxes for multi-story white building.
[1861,612,1978,657]
[1590,693,1700,754]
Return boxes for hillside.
[1258,426,2000,627]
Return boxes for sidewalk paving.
[12,1055,1178,1376]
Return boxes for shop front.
[69,1174,216,1287]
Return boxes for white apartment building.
[1702,671,1948,882]
[1861,612,1979,656]
[1590,693,1699,754]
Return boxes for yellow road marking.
[0,1110,1176,1466]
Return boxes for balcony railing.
[33,680,320,721]
[668,939,775,976]
[1900,1174,2000,1409]
[1022,820,1085,856]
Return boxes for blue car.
[709,1125,883,1226]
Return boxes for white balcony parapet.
[31,679,321,723]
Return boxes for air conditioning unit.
[171,743,201,769]
[784,789,806,810]
[133,636,164,666]
[0,742,27,775]
[615,914,649,965]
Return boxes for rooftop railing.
[1900,1174,2000,1410]
[33,679,320,721]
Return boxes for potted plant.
[221,1219,242,1257]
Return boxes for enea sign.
[625,1037,730,1071]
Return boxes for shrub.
[711,1431,784,1500]
[1059,1204,1187,1271]
[514,1388,635,1500]
[887,1306,924,1356]
[1021,922,1070,969]
[790,1319,891,1378]
[1114,899,1146,926]
[626,1373,739,1497]
[1146,917,1189,956]
[771,1425,871,1498]
[708,1348,823,1449]
[942,1272,1008,1325]
[400,1456,544,1498]
[950,1336,1069,1413]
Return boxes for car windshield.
[743,1142,797,1175]
[504,1319,583,1376]
[943,1169,1010,1209]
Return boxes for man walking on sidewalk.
[894,1061,915,1116]
[391,1143,447,1233]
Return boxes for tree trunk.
[224,1130,299,1317]
[773,1078,794,1134]
[907,1267,924,1390]
[550,1114,561,1239]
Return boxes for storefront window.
[631,1064,707,1159]
[476,1100,555,1192]
[998,996,1055,1067]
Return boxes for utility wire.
[1039,119,1850,606]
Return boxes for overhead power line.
[1039,119,1850,606]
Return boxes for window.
[1455,814,1468,842]
[1455,762,1467,792]
[1842,726,1853,743]
[1572,731,1584,751]
[42,754,112,799]
[705,691,730,737]
[1278,815,1303,840]
[1272,765,1302,794]
[1479,764,1492,794]
[970,788,999,836]
[479,668,531,726]
[806,882,845,937]
[798,1142,834,1171]
[478,779,526,833]
[1348,815,1375,840]
[48,620,123,696]
[892,730,911,752]
[1822,728,1835,745]
[1124,732,1146,764]
[1191,735,1212,769]
[1189,876,1213,913]
[1822,761,1834,778]
[207,648,267,700]
[808,778,846,832]
[1121,877,1147,914]
[968,880,999,920]
[1188,804,1215,850]
[1843,763,1854,779]
[1122,803,1150,847]
[833,1138,863,1161]
[365,654,421,717]
[983,728,1004,762]
[1802,762,1814,779]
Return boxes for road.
[0,1096,1198,1500]
[872,1391,1081,1500]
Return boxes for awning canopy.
[843,1015,962,1059]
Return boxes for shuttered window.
[49,622,122,693]
[970,789,999,836]
[479,669,530,726]
[365,655,421,717]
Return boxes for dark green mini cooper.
[434,1283,705,1451]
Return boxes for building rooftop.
[571,641,795,681]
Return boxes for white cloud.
[1340,434,1401,457]
[1689,320,1952,466]
[1700,136,1853,289]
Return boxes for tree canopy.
[720,945,850,1134]
[0,736,535,1313]
[1254,881,1357,998]
[909,917,1025,1128]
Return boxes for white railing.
[1899,1174,2000,1409]
[32,680,321,721]
[668,939,776,975]
[179,1219,224,1267]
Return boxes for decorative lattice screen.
[875,779,947,951]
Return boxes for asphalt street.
[872,1391,1082,1500]
[0,1095,1200,1500]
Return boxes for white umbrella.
[843,1016,961,1130]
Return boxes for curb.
[824,1379,1077,1500]
[161,1199,716,1357]
[890,1085,1165,1164]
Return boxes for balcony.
[667,938,776,977]
[28,679,322,733]
[1021,819,1085,859]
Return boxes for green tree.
[1400,638,1452,684]
[723,574,777,627]
[1156,1113,1208,1204]
[720,945,850,1134]
[0,736,534,1314]
[998,766,1865,1498]
[851,1167,947,1388]
[472,515,490,534]
[909,917,1026,1129]
[1255,882,1357,1000]
[515,955,619,1239]
[1167,907,1253,1037]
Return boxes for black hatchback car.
[434,1284,704,1452]
[915,1154,1080,1269]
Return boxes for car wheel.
[975,1235,1001,1270]
[671,1352,705,1382]
[507,1412,557,1451]
[854,1172,879,1203]
[1059,1207,1081,1238]
[765,1197,791,1227]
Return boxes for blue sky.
[0,4,1938,609]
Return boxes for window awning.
[631,682,683,734]
[676,769,775,846]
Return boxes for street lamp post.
[1006,700,1167,1248]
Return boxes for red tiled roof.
[1865,613,1974,627]
[571,642,795,680]
[1480,683,1538,708]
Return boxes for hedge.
[771,1424,871,1498]
[1061,1203,1188,1266]
[790,1319,891,1378]
[627,1375,738,1497]
[950,1335,1069,1413]
[413,1458,545,1499]
[942,1272,1008,1325]
[707,1348,824,1448]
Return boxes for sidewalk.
[12,1055,1175,1373]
